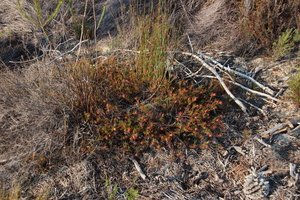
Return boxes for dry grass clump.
[239,0,300,53]
[0,185,20,200]
[0,0,33,36]
[0,63,69,195]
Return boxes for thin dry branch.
[129,157,146,180]
[198,52,276,96]
[194,75,280,102]
[180,51,248,113]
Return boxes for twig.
[227,80,280,102]
[0,159,8,165]
[290,163,297,178]
[253,136,272,148]
[8,55,42,64]
[289,163,300,187]
[47,40,89,65]
[180,52,248,113]
[198,52,276,96]
[232,146,246,156]
[174,59,193,75]
[186,34,194,53]
[290,125,300,137]
[129,158,146,180]
[195,75,280,102]
[261,123,286,138]
[238,98,267,116]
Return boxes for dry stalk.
[76,0,88,63]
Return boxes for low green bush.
[273,28,300,60]
[288,69,300,106]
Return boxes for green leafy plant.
[71,16,94,40]
[125,188,139,200]
[103,178,138,200]
[273,28,300,60]
[71,5,106,40]
[288,70,300,106]
[134,5,172,82]
[105,178,118,200]
[17,0,64,40]
[96,5,106,30]
[292,29,300,43]
[273,29,295,60]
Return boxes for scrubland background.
[0,0,300,199]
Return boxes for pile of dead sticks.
[171,51,280,115]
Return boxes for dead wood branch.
[180,52,248,113]
[130,157,146,180]
[173,51,280,114]
[194,75,279,102]
[198,52,276,96]
[238,98,267,116]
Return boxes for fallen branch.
[195,75,280,102]
[198,52,276,96]
[238,98,267,116]
[129,157,147,180]
[225,79,280,102]
[180,52,248,113]
[261,123,287,138]
[253,136,272,148]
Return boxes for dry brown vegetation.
[239,0,300,55]
[0,0,300,199]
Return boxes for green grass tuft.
[272,28,300,60]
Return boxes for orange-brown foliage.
[63,57,224,151]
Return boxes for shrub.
[60,3,224,151]
[288,70,300,106]
[239,0,300,53]
[125,188,139,200]
[63,56,223,151]
[272,28,300,60]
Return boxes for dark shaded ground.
[0,35,41,67]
